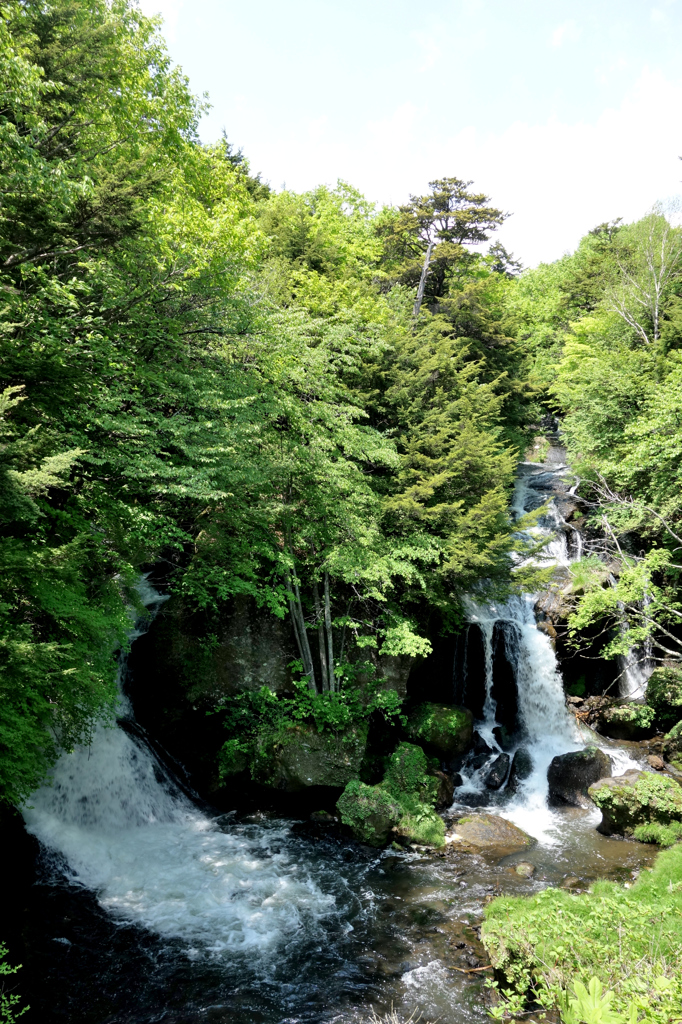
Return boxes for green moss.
[405,702,473,758]
[566,676,586,697]
[646,666,682,728]
[382,742,438,801]
[602,703,655,728]
[589,771,682,837]
[336,779,402,846]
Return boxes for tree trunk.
[323,571,336,692]
[413,240,435,318]
[284,542,317,691]
[313,581,329,692]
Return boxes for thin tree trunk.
[284,533,317,691]
[312,581,329,692]
[413,240,435,317]
[339,600,352,667]
[323,571,335,692]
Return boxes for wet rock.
[472,731,493,755]
[507,748,533,793]
[663,720,682,771]
[588,769,682,837]
[547,746,611,808]
[406,703,474,759]
[514,861,535,878]
[484,754,510,790]
[451,772,463,788]
[492,725,514,751]
[561,876,582,889]
[454,625,487,719]
[310,810,336,824]
[336,780,402,846]
[445,814,535,855]
[471,753,490,770]
[647,754,666,771]
[254,722,368,791]
[432,770,455,809]
[491,622,520,735]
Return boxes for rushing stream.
[18,453,658,1024]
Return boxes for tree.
[377,177,507,316]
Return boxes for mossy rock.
[383,742,438,802]
[588,769,682,838]
[406,703,473,759]
[598,702,656,741]
[663,720,682,772]
[253,721,368,792]
[336,780,402,846]
[646,667,682,729]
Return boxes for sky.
[138,0,682,267]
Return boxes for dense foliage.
[0,0,529,804]
[509,211,682,674]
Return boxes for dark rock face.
[472,731,493,755]
[432,770,455,809]
[253,722,368,792]
[491,622,520,735]
[453,624,487,719]
[547,746,611,808]
[451,772,463,788]
[471,753,490,770]
[484,753,510,790]
[507,748,533,793]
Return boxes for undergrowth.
[481,844,682,1022]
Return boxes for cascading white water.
[22,580,336,957]
[456,457,641,841]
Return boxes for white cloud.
[551,19,581,47]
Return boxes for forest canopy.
[0,0,531,804]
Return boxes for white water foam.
[455,459,643,843]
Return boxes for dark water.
[10,798,657,1024]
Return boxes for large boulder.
[446,814,535,855]
[337,780,402,847]
[381,742,445,847]
[507,748,533,793]
[406,703,473,759]
[253,722,367,792]
[588,770,682,840]
[597,702,656,741]
[646,667,682,729]
[547,746,611,808]
[663,720,682,771]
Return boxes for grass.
[481,844,682,1022]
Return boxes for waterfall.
[22,579,336,957]
[454,455,640,839]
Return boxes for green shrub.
[646,667,682,728]
[482,845,682,1023]
[632,820,682,847]
[0,944,27,1023]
